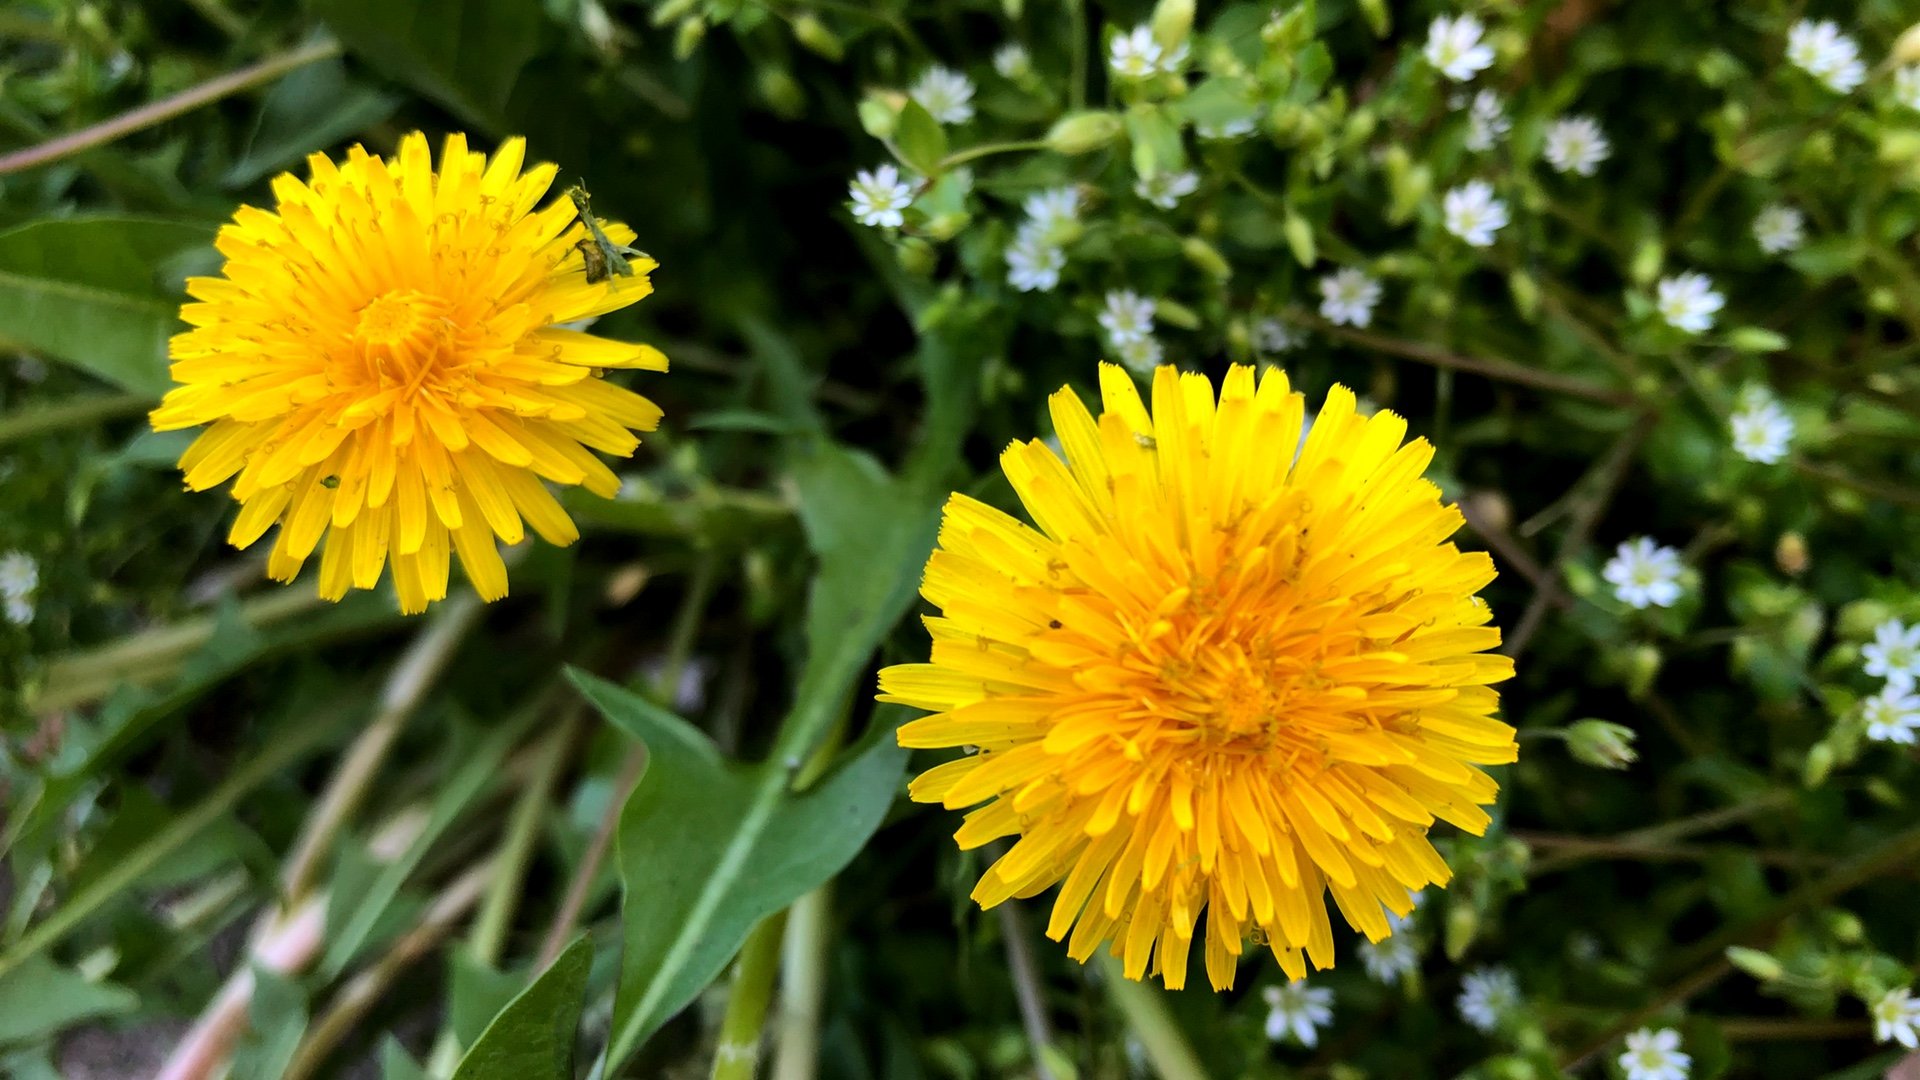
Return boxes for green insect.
[567,184,646,285]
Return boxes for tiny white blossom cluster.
[1464,90,1510,152]
[1874,986,1920,1048]
[848,165,915,228]
[1134,170,1199,210]
[1729,388,1794,464]
[1005,187,1080,293]
[909,66,976,124]
[1861,619,1920,744]
[1099,290,1161,372]
[1357,906,1423,985]
[1543,115,1611,177]
[1618,1028,1692,1080]
[1457,966,1520,1032]
[1656,271,1724,333]
[1109,25,1185,80]
[1262,980,1335,1046]
[1752,204,1806,254]
[0,550,38,626]
[1318,268,1383,327]
[1442,180,1510,247]
[1604,537,1685,611]
[1424,15,1495,82]
[1786,20,1866,94]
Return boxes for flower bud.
[1565,719,1637,770]
[1624,644,1661,700]
[1263,5,1311,51]
[1628,236,1663,287]
[1444,903,1477,961]
[1895,21,1920,66]
[859,95,898,140]
[1507,271,1540,320]
[1775,531,1809,576]
[1283,210,1316,267]
[924,212,970,242]
[652,0,699,25]
[757,67,806,119]
[1151,0,1194,53]
[1803,741,1835,788]
[1156,298,1202,330]
[1046,111,1124,155]
[1726,946,1786,981]
[1356,0,1389,37]
[1825,911,1865,944]
[1182,237,1232,280]
[791,12,844,61]
[895,237,937,277]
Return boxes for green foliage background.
[2,0,1920,1077]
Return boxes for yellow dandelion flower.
[878,363,1516,989]
[151,132,666,614]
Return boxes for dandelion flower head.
[880,364,1516,989]
[151,133,666,613]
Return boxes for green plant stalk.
[711,911,789,1080]
[770,885,831,1080]
[1099,954,1209,1080]
[939,139,1049,170]
[0,392,153,447]
[0,696,356,981]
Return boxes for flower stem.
[0,392,153,447]
[1098,954,1208,1080]
[0,37,343,175]
[939,139,1049,170]
[770,885,832,1080]
[711,911,789,1080]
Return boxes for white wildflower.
[1618,1028,1692,1080]
[848,165,914,228]
[1752,204,1806,254]
[1021,186,1081,237]
[1254,317,1303,354]
[1109,25,1163,80]
[1358,909,1422,985]
[1134,170,1199,209]
[1005,225,1065,293]
[1457,967,1520,1033]
[1098,290,1156,345]
[1262,982,1335,1047]
[1465,89,1511,151]
[1864,619,1920,688]
[1116,335,1164,373]
[1655,272,1724,334]
[993,43,1032,80]
[1786,20,1866,94]
[1603,537,1685,610]
[1424,15,1495,82]
[1318,268,1383,327]
[909,66,976,124]
[1862,684,1920,745]
[1896,66,1920,111]
[0,551,36,628]
[1729,399,1794,464]
[1543,115,1611,176]
[1873,987,1920,1049]
[1442,180,1510,247]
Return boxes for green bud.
[1896,21,1920,66]
[757,67,806,118]
[1837,599,1895,640]
[1356,0,1389,37]
[791,12,844,61]
[1263,5,1311,51]
[1826,911,1865,944]
[1283,210,1316,268]
[1775,531,1809,576]
[1226,318,1253,362]
[1803,741,1835,788]
[896,237,937,277]
[1182,237,1232,280]
[1150,0,1195,52]
[1444,903,1477,961]
[859,95,898,140]
[1627,236,1663,287]
[1624,644,1661,700]
[924,212,970,242]
[1343,106,1379,149]
[673,15,707,60]
[1046,111,1124,154]
[1156,299,1202,330]
[651,0,699,26]
[1726,946,1786,981]
[1382,147,1427,225]
[1507,271,1540,320]
[1726,326,1788,352]
[1565,719,1637,770]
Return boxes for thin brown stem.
[1293,311,1638,406]
[998,899,1058,1080]
[0,38,343,175]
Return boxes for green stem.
[711,912,790,1080]
[1099,955,1207,1080]
[0,696,357,981]
[770,886,831,1080]
[471,710,578,964]
[938,139,1049,170]
[0,392,152,447]
[0,37,343,175]
[1068,0,1088,111]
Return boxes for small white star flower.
[1196,115,1259,140]
[1543,115,1611,176]
[1254,317,1303,354]
[1005,224,1065,293]
[993,43,1032,80]
[1109,25,1163,80]
[0,550,36,627]
[1021,186,1080,237]
[1424,15,1495,82]
[1465,89,1511,151]
[1318,268,1383,327]
[1787,20,1866,94]
[1896,66,1920,111]
[1134,169,1199,209]
[1442,180,1510,247]
[1457,967,1520,1033]
[1116,335,1164,374]
[1864,619,1920,688]
[1262,982,1335,1047]
[1619,1028,1691,1080]
[1873,987,1920,1048]
[1862,684,1920,745]
[4,597,29,626]
[1603,537,1685,610]
[909,66,976,124]
[1656,272,1724,334]
[1358,910,1422,985]
[848,165,914,228]
[1729,399,1794,464]
[1156,39,1190,75]
[1098,290,1156,345]
[1752,204,1806,254]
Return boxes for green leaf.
[381,1038,431,1080]
[0,217,212,394]
[1125,104,1186,181]
[574,675,909,1066]
[0,955,138,1047]
[448,948,527,1049]
[894,101,948,177]
[450,936,593,1080]
[230,964,307,1080]
[224,48,401,188]
[308,0,549,131]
